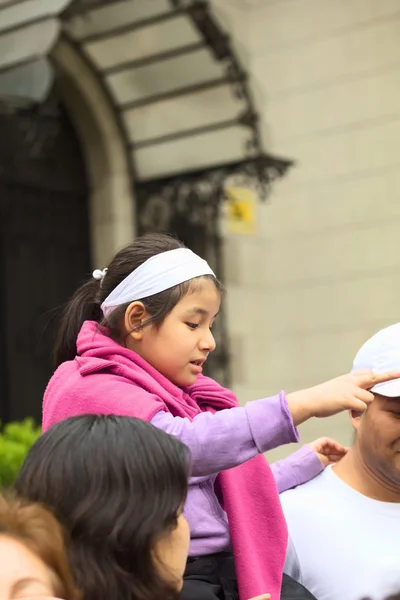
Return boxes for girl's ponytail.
[53,277,102,368]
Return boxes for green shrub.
[0,418,41,487]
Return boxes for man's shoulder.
[280,468,332,513]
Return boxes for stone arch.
[52,35,135,267]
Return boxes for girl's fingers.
[347,398,368,413]
[353,388,374,404]
[325,440,347,452]
[353,369,400,389]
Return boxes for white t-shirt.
[280,466,400,600]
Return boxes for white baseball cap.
[352,323,400,397]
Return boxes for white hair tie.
[101,248,214,318]
[92,268,108,283]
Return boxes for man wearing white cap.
[280,323,400,600]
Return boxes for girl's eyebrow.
[183,307,219,318]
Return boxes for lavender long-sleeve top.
[151,392,323,556]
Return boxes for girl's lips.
[190,358,206,366]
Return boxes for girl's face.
[153,512,190,591]
[0,535,57,599]
[129,278,221,386]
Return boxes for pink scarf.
[184,376,288,600]
[47,322,288,599]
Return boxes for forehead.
[179,279,221,311]
[373,394,400,408]
[0,535,49,577]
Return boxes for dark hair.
[54,233,223,368]
[15,415,190,600]
[0,492,80,600]
[362,597,400,600]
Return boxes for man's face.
[354,394,400,485]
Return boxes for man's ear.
[349,409,364,432]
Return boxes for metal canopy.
[0,0,73,105]
[65,0,294,193]
[0,0,294,197]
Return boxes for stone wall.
[219,0,400,457]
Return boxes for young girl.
[43,233,398,600]
[17,415,192,600]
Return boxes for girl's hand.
[308,436,348,467]
[286,368,400,426]
[250,596,271,600]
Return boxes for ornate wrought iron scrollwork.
[0,92,61,167]
[0,92,85,191]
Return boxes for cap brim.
[370,378,400,397]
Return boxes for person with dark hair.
[15,414,314,600]
[41,233,399,600]
[281,324,400,600]
[0,492,80,600]
[16,415,191,600]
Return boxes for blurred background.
[1,0,398,459]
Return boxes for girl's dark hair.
[0,493,80,600]
[15,415,190,600]
[54,233,223,368]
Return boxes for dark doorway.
[0,97,91,423]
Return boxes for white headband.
[98,248,215,317]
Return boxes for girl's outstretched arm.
[151,392,297,477]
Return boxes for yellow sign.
[224,186,256,235]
